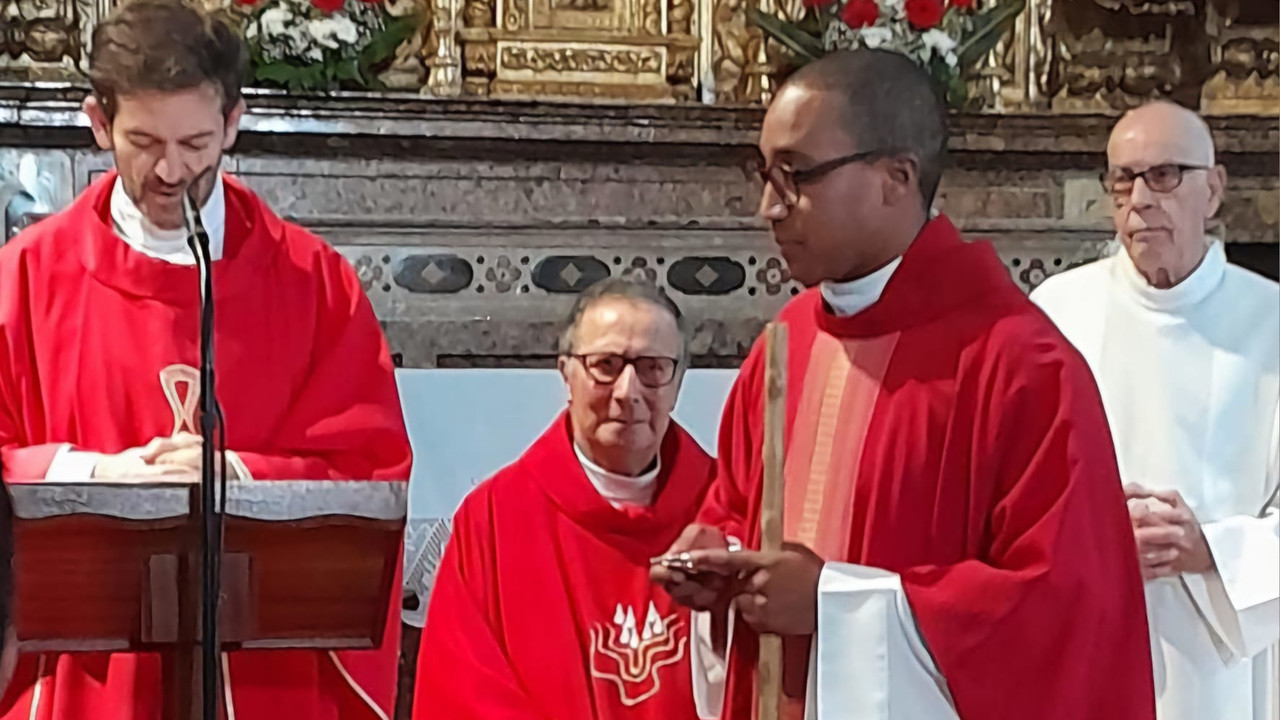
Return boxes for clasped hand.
[93,432,211,480]
[651,524,824,636]
[1125,483,1214,580]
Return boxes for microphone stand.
[182,185,228,720]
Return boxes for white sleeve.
[44,444,102,481]
[690,608,734,720]
[814,562,958,720]
[1184,510,1280,662]
[1183,409,1280,663]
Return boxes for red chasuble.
[414,413,714,720]
[697,216,1155,720]
[0,171,412,720]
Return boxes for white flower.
[859,25,893,49]
[259,6,291,39]
[307,15,359,50]
[879,0,905,17]
[921,29,957,54]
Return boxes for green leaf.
[955,0,1025,70]
[358,13,421,72]
[746,7,825,64]
[254,61,303,86]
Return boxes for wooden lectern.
[8,480,407,719]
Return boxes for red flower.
[905,0,945,28]
[234,0,259,6]
[310,0,345,12]
[839,0,879,27]
[949,0,975,8]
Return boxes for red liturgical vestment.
[0,171,412,720]
[698,216,1156,720]
[415,414,714,720]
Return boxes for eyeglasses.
[757,149,897,207]
[1102,164,1210,196]
[570,353,679,388]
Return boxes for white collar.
[110,174,226,265]
[574,443,661,509]
[819,256,903,317]
[1113,236,1225,312]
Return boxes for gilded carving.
[465,0,495,27]
[502,0,526,31]
[0,0,99,79]
[500,46,662,74]
[423,0,462,95]
[490,79,672,99]
[553,0,610,10]
[380,0,431,90]
[710,0,764,104]
[1202,1,1279,115]
[668,0,692,36]
[668,46,696,100]
[641,0,660,35]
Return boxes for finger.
[686,548,766,576]
[1149,489,1186,509]
[139,434,201,463]
[745,569,770,594]
[1127,498,1151,522]
[1141,548,1180,566]
[1143,561,1179,581]
[1123,483,1153,500]
[733,593,766,627]
[1135,525,1186,547]
[1146,506,1194,527]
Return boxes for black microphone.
[182,174,227,720]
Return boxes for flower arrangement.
[748,0,1024,109]
[233,0,419,93]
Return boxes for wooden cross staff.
[758,322,787,720]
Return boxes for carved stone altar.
[2,87,1276,371]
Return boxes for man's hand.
[1125,483,1214,580]
[92,435,202,481]
[684,542,824,636]
[650,524,734,612]
[145,432,207,473]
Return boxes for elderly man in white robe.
[1033,100,1279,720]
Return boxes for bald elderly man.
[1034,101,1279,720]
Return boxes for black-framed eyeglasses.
[570,353,679,388]
[1102,164,1210,196]
[757,149,898,207]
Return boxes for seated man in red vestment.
[652,49,1156,720]
[0,1,411,718]
[413,278,715,720]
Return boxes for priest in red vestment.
[414,278,715,720]
[652,50,1156,720]
[0,2,411,718]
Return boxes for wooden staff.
[758,322,787,720]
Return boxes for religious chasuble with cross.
[414,414,714,720]
[0,170,412,720]
[696,216,1156,720]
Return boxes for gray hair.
[557,277,690,368]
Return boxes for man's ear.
[880,156,919,209]
[1205,164,1227,219]
[83,96,114,151]
[221,98,246,150]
